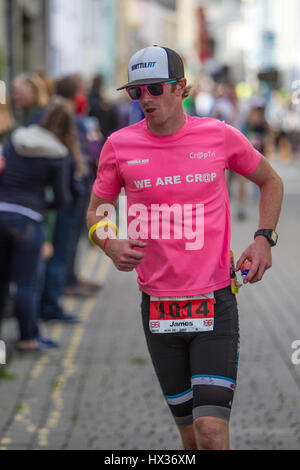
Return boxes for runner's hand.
[105,239,147,272]
[235,236,272,284]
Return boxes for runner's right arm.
[87,191,147,272]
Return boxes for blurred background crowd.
[0,0,299,352]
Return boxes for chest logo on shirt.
[128,158,150,166]
[189,151,216,159]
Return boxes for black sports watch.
[254,229,278,247]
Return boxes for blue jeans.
[0,212,43,341]
[65,192,90,286]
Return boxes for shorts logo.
[191,375,236,391]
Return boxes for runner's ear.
[176,79,187,96]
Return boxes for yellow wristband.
[88,221,118,246]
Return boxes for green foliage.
[0,367,17,381]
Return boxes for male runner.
[87,46,283,450]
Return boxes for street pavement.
[0,156,299,450]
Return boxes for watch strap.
[254,229,278,247]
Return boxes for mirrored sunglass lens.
[148,83,164,96]
[128,87,142,100]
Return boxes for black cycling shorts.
[141,286,239,426]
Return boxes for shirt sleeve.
[225,123,262,175]
[93,138,123,199]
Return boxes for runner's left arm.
[235,156,284,284]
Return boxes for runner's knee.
[178,424,197,450]
[193,416,229,450]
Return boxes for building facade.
[1,0,298,95]
[0,0,47,84]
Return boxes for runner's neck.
[146,109,186,136]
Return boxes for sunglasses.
[126,80,178,101]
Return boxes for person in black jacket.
[39,75,96,303]
[88,74,121,141]
[0,97,81,352]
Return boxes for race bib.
[149,294,215,333]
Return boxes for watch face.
[271,231,278,244]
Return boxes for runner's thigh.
[189,286,239,421]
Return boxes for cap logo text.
[132,62,156,71]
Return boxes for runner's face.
[138,80,186,129]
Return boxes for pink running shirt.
[93,115,262,296]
